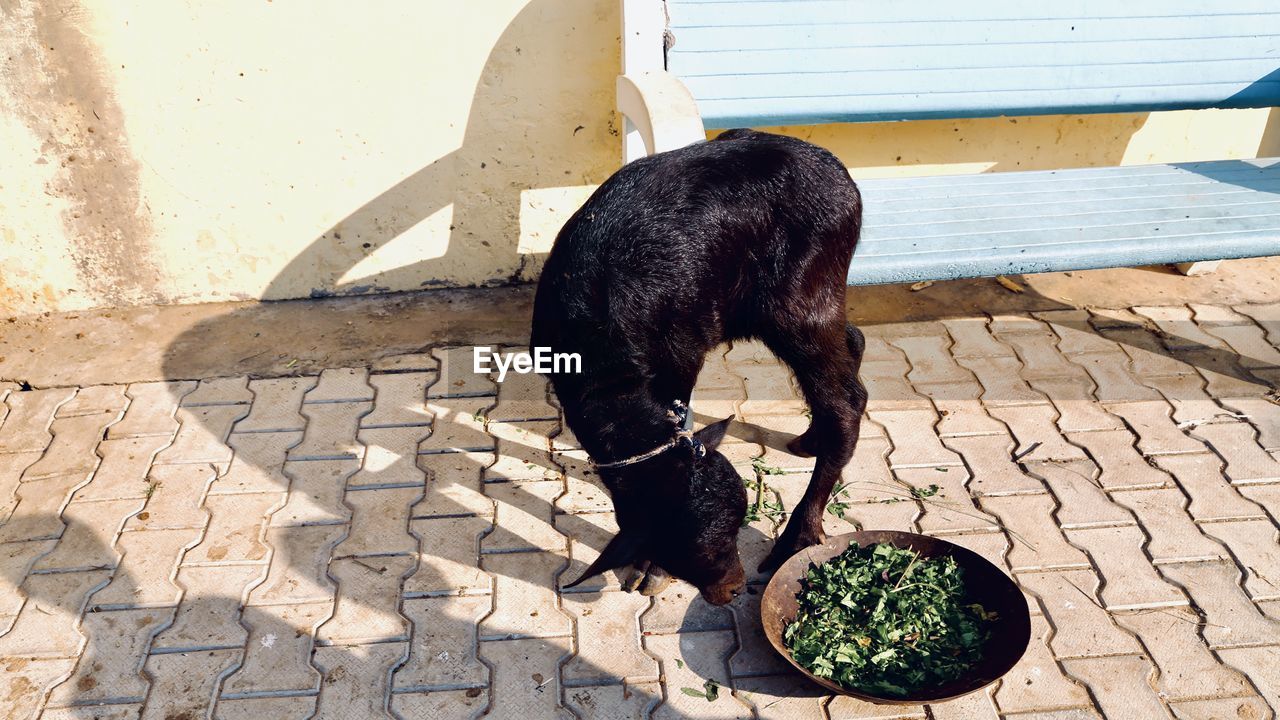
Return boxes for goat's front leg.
[759,323,868,572]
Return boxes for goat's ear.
[563,530,647,588]
[694,415,735,451]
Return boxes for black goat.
[531,129,866,605]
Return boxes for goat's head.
[565,416,748,605]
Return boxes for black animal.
[531,129,866,605]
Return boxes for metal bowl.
[760,530,1031,704]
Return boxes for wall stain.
[1,0,160,306]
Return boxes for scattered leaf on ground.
[909,280,934,291]
[994,275,1025,293]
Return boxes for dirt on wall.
[0,0,160,307]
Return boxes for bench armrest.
[617,71,706,162]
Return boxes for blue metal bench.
[617,0,1280,284]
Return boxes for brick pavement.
[1,304,1279,718]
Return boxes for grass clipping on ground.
[784,542,994,697]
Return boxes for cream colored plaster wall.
[0,1,1276,316]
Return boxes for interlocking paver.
[1216,646,1280,711]
[480,551,570,640]
[124,464,213,531]
[957,355,1049,407]
[42,703,145,719]
[556,512,625,593]
[1115,606,1258,702]
[1153,453,1267,523]
[743,413,818,473]
[1067,429,1170,490]
[643,631,745,720]
[945,433,1045,496]
[1059,655,1171,719]
[1033,376,1124,433]
[942,318,1013,359]
[1158,561,1280,648]
[235,376,315,432]
[992,615,1093,715]
[31,498,140,572]
[1110,488,1228,564]
[738,361,806,416]
[1070,351,1163,404]
[183,492,276,564]
[215,696,318,720]
[989,404,1087,463]
[860,358,931,411]
[0,473,95,543]
[1035,310,1121,356]
[870,407,963,468]
[1144,374,1229,426]
[91,528,199,609]
[304,367,374,403]
[1104,399,1206,456]
[980,494,1090,572]
[333,487,421,557]
[353,428,432,489]
[894,466,998,534]
[222,600,329,695]
[927,688,1000,720]
[1195,304,1280,369]
[213,430,301,494]
[269,458,358,526]
[1016,570,1142,658]
[1198,520,1280,600]
[0,570,110,657]
[0,657,77,719]
[488,354,559,421]
[247,524,345,606]
[734,674,826,719]
[565,682,662,720]
[153,564,263,651]
[933,393,1009,438]
[395,594,490,691]
[1030,459,1134,529]
[726,591,792,679]
[364,371,434,427]
[1066,524,1187,610]
[828,695,927,718]
[154,404,249,465]
[414,451,495,518]
[1169,696,1272,720]
[556,451,612,515]
[418,398,494,453]
[0,451,41,521]
[289,401,370,460]
[561,589,658,685]
[0,387,75,453]
[1190,421,1280,484]
[74,435,171,502]
[429,346,497,398]
[891,334,974,385]
[1000,332,1091,382]
[1238,483,1280,525]
[139,648,239,720]
[45,607,169,706]
[405,516,492,597]
[317,555,415,644]
[1218,396,1280,452]
[483,421,559,481]
[483,481,568,553]
[0,538,55,618]
[641,586,734,635]
[479,636,574,720]
[107,381,193,439]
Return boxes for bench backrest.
[663,0,1280,128]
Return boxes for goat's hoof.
[621,562,649,593]
[758,534,824,574]
[786,432,818,458]
[638,566,672,596]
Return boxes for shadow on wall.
[262,0,620,301]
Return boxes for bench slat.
[849,159,1280,284]
[665,0,1280,126]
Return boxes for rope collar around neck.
[591,399,705,469]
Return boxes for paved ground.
[1,302,1279,718]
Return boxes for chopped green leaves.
[783,542,992,697]
[679,679,721,702]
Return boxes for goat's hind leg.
[758,320,868,572]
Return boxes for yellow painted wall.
[1,0,1277,315]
